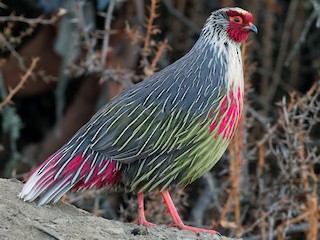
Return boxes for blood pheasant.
[19,7,257,234]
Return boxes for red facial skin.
[226,10,254,43]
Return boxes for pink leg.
[161,190,218,235]
[137,192,156,227]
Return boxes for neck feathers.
[192,28,244,94]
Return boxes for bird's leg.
[161,190,218,235]
[137,192,156,227]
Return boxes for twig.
[246,106,269,125]
[299,131,319,240]
[0,34,26,70]
[228,125,244,236]
[151,39,170,68]
[240,208,275,237]
[260,2,275,99]
[75,1,96,71]
[284,10,318,66]
[142,0,160,57]
[0,9,67,25]
[125,21,142,44]
[257,124,277,146]
[101,0,117,67]
[162,0,201,35]
[189,173,216,226]
[267,0,299,103]
[0,57,39,110]
[246,223,320,240]
[257,144,266,197]
[277,211,310,240]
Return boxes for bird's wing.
[89,52,226,164]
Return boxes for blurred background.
[0,0,319,239]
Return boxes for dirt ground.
[0,178,238,240]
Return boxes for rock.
[0,178,239,240]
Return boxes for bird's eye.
[230,16,243,24]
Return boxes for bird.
[19,7,257,235]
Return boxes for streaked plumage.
[20,7,257,234]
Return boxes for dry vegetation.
[0,0,319,239]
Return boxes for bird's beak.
[247,23,258,34]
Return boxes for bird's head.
[203,7,257,44]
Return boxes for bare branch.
[0,57,39,110]
[267,0,299,103]
[0,8,67,25]
[142,0,161,58]
[151,39,170,68]
[101,0,117,68]
[285,10,318,66]
[162,0,201,35]
[0,34,26,70]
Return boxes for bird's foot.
[138,218,157,227]
[169,223,218,235]
[161,190,217,235]
[137,192,156,227]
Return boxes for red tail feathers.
[19,150,121,205]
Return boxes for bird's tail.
[19,142,121,206]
